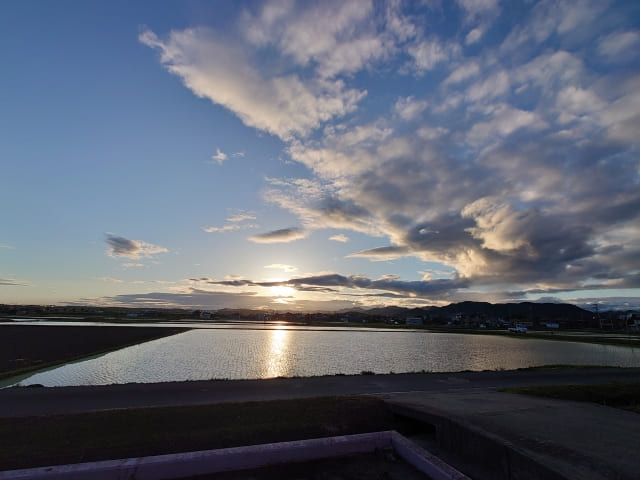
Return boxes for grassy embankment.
[504,382,640,413]
[0,325,189,380]
[0,395,417,471]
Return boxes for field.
[0,324,188,379]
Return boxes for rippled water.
[10,328,640,387]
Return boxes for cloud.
[105,234,168,259]
[597,30,640,62]
[456,0,500,18]
[206,272,469,298]
[232,151,245,158]
[465,26,485,45]
[141,1,640,305]
[265,264,298,273]
[122,263,144,268]
[329,234,349,243]
[211,147,228,164]
[94,276,124,283]
[97,289,269,310]
[444,60,480,85]
[241,0,389,79]
[203,224,243,233]
[347,246,410,261]
[0,243,14,249]
[248,228,307,244]
[407,39,458,73]
[140,26,366,141]
[227,212,256,222]
[394,96,428,121]
[0,278,27,286]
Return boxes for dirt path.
[2,367,639,417]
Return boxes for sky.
[1,0,639,312]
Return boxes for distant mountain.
[434,301,591,319]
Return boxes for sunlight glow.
[264,327,291,378]
[270,285,296,297]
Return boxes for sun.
[270,285,296,297]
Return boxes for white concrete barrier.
[0,431,469,480]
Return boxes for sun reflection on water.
[264,327,291,378]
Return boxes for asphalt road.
[2,367,639,418]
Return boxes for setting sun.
[270,285,296,298]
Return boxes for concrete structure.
[384,390,640,479]
[0,431,469,480]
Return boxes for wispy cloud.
[94,276,124,283]
[227,212,256,223]
[0,277,27,286]
[329,234,349,243]
[265,264,298,273]
[248,228,307,244]
[105,234,168,259]
[211,147,228,165]
[202,224,242,233]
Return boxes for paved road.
[1,367,639,417]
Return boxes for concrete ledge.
[0,431,469,480]
[388,402,569,480]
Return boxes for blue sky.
[1,0,639,311]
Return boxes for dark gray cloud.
[97,289,266,310]
[105,234,168,259]
[205,273,468,298]
[248,228,306,244]
[346,246,410,260]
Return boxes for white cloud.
[140,27,365,141]
[407,39,457,73]
[329,234,349,243]
[465,26,485,45]
[466,70,510,102]
[241,0,389,79]
[211,147,227,164]
[232,151,245,158]
[394,96,428,121]
[597,30,640,62]
[468,104,547,144]
[202,225,241,233]
[122,263,144,268]
[203,223,257,233]
[444,60,480,85]
[227,212,256,222]
[417,126,449,141]
[0,243,14,249]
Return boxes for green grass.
[0,396,416,471]
[504,382,640,413]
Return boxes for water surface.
[10,327,640,387]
